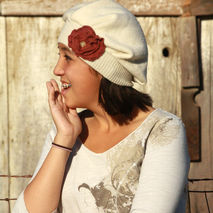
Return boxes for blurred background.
[0,0,213,212]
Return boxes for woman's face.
[53,43,101,109]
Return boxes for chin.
[65,101,83,110]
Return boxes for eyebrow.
[58,46,76,57]
[59,46,70,52]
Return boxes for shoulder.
[152,108,184,127]
[148,109,186,145]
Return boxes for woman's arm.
[23,134,73,213]
[12,126,56,213]
[130,117,190,213]
[13,79,82,213]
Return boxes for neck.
[90,105,119,132]
[86,104,142,133]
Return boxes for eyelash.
[64,55,72,61]
[57,53,72,61]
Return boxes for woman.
[13,0,190,212]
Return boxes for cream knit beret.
[58,0,148,93]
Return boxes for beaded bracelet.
[52,142,72,152]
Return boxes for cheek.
[78,77,100,95]
[74,75,101,101]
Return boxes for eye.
[64,54,72,61]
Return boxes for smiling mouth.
[61,83,72,89]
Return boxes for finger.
[50,79,63,104]
[68,108,78,116]
[63,103,69,113]
[46,81,56,105]
[46,81,51,96]
[59,95,69,115]
[50,79,60,91]
[46,81,53,97]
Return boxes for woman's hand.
[46,79,82,147]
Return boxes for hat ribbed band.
[82,51,133,87]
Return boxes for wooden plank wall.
[6,17,62,211]
[0,16,9,213]
[0,0,185,16]
[138,17,182,116]
[178,17,200,162]
[0,0,213,212]
[187,19,213,213]
[1,0,213,16]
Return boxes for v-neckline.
[78,108,159,156]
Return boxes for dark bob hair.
[98,77,153,123]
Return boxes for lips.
[60,81,72,96]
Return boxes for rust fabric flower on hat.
[68,25,106,61]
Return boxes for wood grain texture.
[118,0,184,16]
[189,0,213,16]
[189,193,213,213]
[0,201,9,213]
[9,177,30,210]
[177,16,199,87]
[1,0,213,16]
[138,17,182,117]
[189,19,213,178]
[188,18,213,213]
[181,88,200,161]
[0,0,184,16]
[189,180,213,191]
[6,17,63,199]
[10,177,30,198]
[177,17,201,161]
[0,17,9,213]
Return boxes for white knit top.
[13,108,190,213]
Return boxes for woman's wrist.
[52,142,73,152]
[54,133,76,149]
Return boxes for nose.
[53,59,65,76]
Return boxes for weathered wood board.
[0,0,185,16]
[138,17,182,117]
[1,0,213,16]
[9,177,30,212]
[189,19,213,178]
[189,180,213,191]
[6,17,63,206]
[0,16,9,213]
[10,177,30,198]
[188,19,213,212]
[177,16,201,161]
[177,16,199,87]
[0,202,9,213]
[189,192,213,213]
[189,0,213,16]
[118,0,185,16]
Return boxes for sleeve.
[12,125,58,213]
[130,117,190,213]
